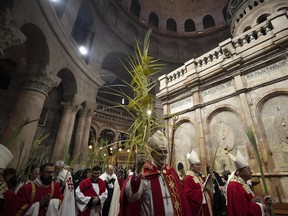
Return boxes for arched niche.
[206,107,249,172]
[255,91,288,172]
[20,23,49,66]
[173,120,198,170]
[57,68,77,102]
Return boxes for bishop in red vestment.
[183,150,213,216]
[75,165,108,216]
[120,131,191,216]
[16,163,64,216]
[226,151,272,216]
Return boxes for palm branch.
[120,29,164,157]
[245,127,275,216]
[3,118,37,149]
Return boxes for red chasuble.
[3,189,17,216]
[77,177,106,216]
[16,181,63,216]
[119,162,191,216]
[183,172,213,216]
[227,176,262,216]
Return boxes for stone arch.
[184,19,196,32]
[100,51,133,103]
[99,128,116,156]
[166,18,177,32]
[243,26,251,33]
[20,23,49,66]
[130,0,141,18]
[148,12,159,28]
[255,90,288,172]
[88,126,97,146]
[206,106,247,171]
[203,15,216,29]
[256,13,270,24]
[173,119,197,170]
[57,68,77,102]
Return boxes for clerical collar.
[151,160,165,171]
[35,177,50,188]
[91,178,98,183]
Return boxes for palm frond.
[245,127,275,216]
[4,118,37,149]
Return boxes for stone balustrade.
[158,10,288,95]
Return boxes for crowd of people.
[0,131,273,216]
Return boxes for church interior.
[0,0,288,213]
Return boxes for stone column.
[1,65,60,168]
[64,106,78,154]
[80,109,94,161]
[51,102,74,161]
[72,108,87,160]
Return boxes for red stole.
[183,172,212,216]
[119,163,191,216]
[227,177,262,216]
[143,163,190,216]
[78,178,106,216]
[16,181,63,216]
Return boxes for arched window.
[184,19,196,32]
[166,18,177,32]
[149,12,159,28]
[203,15,215,29]
[243,26,251,33]
[256,14,270,24]
[99,129,115,155]
[130,0,141,18]
[88,127,97,146]
[118,133,129,149]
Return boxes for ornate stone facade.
[158,2,288,203]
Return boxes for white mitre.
[0,144,14,169]
[229,150,249,170]
[58,168,69,181]
[147,130,168,150]
[186,150,200,165]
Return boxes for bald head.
[106,165,114,176]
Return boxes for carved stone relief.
[173,121,198,169]
[208,111,250,172]
[261,95,288,172]
[0,9,26,56]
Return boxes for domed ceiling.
[94,0,232,102]
[117,0,230,36]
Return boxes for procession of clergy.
[0,130,273,216]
